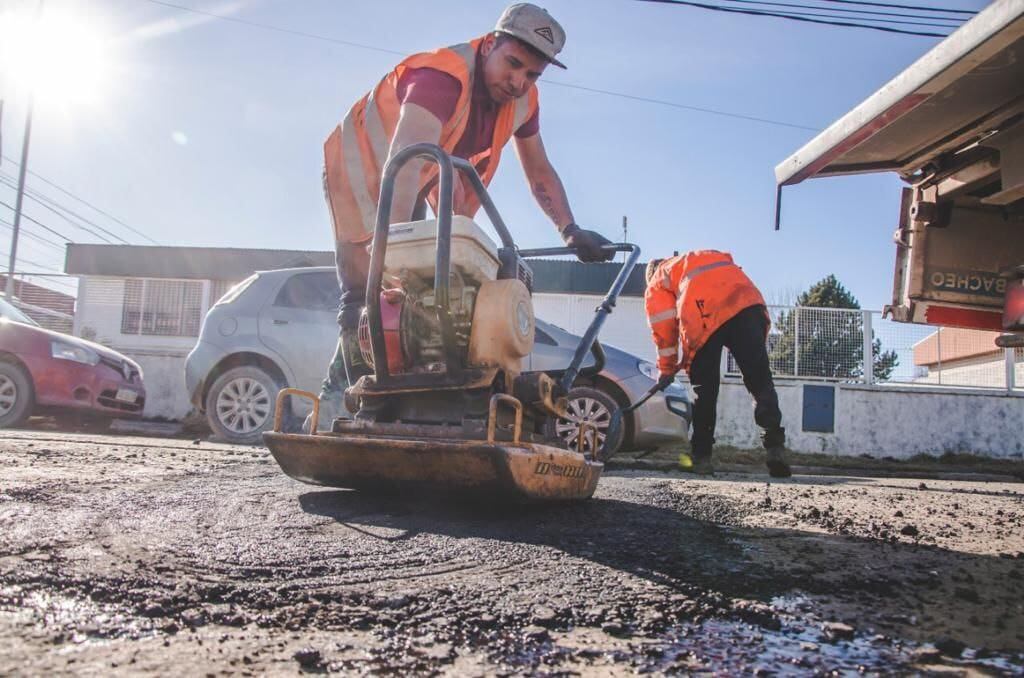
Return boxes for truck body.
[775,0,1024,344]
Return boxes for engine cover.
[468,279,534,377]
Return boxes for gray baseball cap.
[495,3,567,69]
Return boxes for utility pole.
[621,215,628,263]
[5,97,34,299]
[5,0,45,299]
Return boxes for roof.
[529,259,646,297]
[775,0,1024,186]
[912,327,1001,366]
[65,244,334,280]
[64,244,647,296]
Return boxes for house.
[913,326,1021,388]
[65,244,334,418]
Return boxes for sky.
[0,0,991,310]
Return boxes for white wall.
[714,380,1024,460]
[533,293,654,362]
[73,277,207,354]
[123,351,193,420]
[73,276,205,419]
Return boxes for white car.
[185,267,691,453]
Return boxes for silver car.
[184,267,691,453]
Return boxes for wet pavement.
[1,430,1022,675]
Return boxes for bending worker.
[316,3,613,420]
[644,251,791,478]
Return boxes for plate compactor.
[263,144,639,501]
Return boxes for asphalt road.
[1,430,1022,675]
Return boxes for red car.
[0,297,145,428]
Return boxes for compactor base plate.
[263,430,602,502]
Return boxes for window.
[121,279,204,337]
[274,272,340,312]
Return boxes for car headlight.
[637,360,660,381]
[51,341,100,366]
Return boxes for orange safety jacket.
[644,251,768,375]
[323,36,539,245]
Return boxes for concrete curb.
[606,458,1023,483]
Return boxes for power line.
[636,0,952,36]
[0,216,66,250]
[0,155,160,245]
[817,0,977,16]
[139,0,821,132]
[0,199,75,243]
[714,0,966,24]
[542,81,820,130]
[717,3,962,28]
[0,174,130,244]
[0,175,121,244]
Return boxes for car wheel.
[205,366,279,444]
[546,386,624,461]
[0,360,34,429]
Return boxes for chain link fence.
[726,306,1021,391]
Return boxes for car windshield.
[0,297,39,326]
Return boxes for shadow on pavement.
[298,485,1024,653]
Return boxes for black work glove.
[561,223,614,263]
[656,373,676,392]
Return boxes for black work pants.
[687,304,784,459]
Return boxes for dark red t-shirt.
[396,56,539,160]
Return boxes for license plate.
[115,388,138,403]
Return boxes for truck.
[775,0,1024,348]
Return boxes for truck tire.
[545,386,624,461]
[0,360,34,429]
[205,366,280,444]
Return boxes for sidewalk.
[609,446,1024,483]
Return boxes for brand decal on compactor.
[534,461,586,479]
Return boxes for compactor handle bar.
[516,243,641,394]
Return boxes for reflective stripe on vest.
[681,259,732,283]
[647,308,676,325]
[441,43,477,145]
[658,347,678,357]
[341,116,378,233]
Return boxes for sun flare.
[0,6,114,109]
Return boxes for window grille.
[121,279,204,337]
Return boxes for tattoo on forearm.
[533,181,560,223]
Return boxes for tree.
[769,275,898,382]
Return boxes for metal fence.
[2,273,76,334]
[726,306,1021,392]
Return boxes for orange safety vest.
[323,36,539,245]
[644,251,768,375]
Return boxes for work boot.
[689,454,715,476]
[765,446,792,478]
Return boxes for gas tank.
[384,216,500,284]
